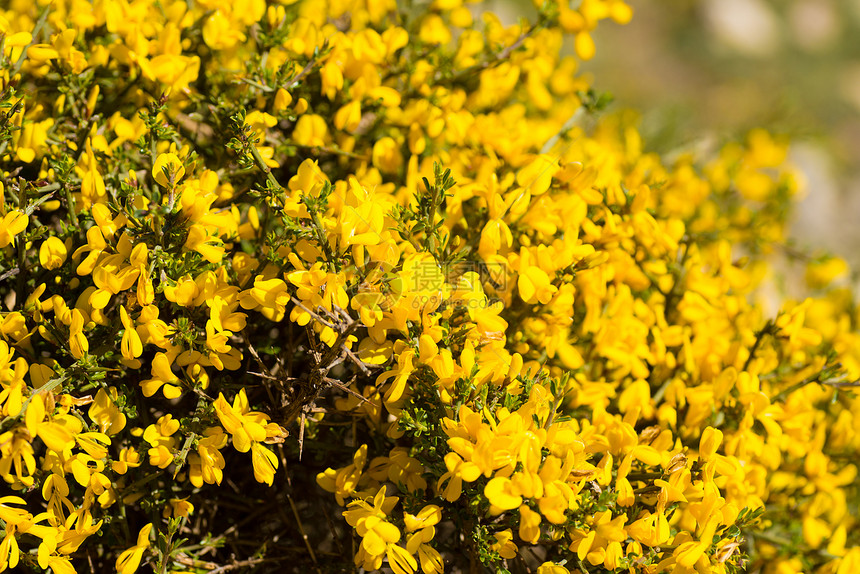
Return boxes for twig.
[744,319,776,374]
[15,179,26,309]
[318,308,362,367]
[773,373,859,402]
[0,267,19,282]
[188,384,214,402]
[321,499,346,556]
[245,339,272,375]
[307,207,338,270]
[208,556,281,573]
[298,410,306,460]
[290,297,336,329]
[285,494,321,573]
[323,376,372,404]
[825,380,860,389]
[285,49,325,90]
[248,140,284,193]
[342,345,373,376]
[445,19,543,86]
[174,556,218,570]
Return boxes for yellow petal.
[484,477,522,511]
[38,421,75,453]
[675,540,707,568]
[375,521,401,544]
[25,393,46,438]
[39,237,68,270]
[362,529,386,556]
[516,155,557,195]
[152,153,185,187]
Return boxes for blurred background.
[580,0,860,270]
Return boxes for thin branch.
[291,297,336,330]
[323,376,373,405]
[285,49,325,90]
[445,19,543,86]
[744,319,776,374]
[208,556,284,573]
[247,371,281,382]
[342,345,374,376]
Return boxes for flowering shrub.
[1,0,859,573]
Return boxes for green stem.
[309,207,337,270]
[172,431,199,478]
[63,181,76,225]
[15,179,26,308]
[248,141,283,193]
[543,393,564,430]
[0,374,69,433]
[120,470,164,495]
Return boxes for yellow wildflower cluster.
[0,0,858,572]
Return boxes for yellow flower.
[377,349,416,410]
[112,447,142,475]
[344,486,405,570]
[151,152,185,188]
[436,452,481,502]
[164,498,194,519]
[214,389,268,452]
[490,529,518,559]
[404,505,442,533]
[119,306,143,360]
[0,210,28,248]
[39,237,68,270]
[484,476,522,514]
[184,224,225,263]
[699,426,723,461]
[140,352,182,399]
[516,154,559,196]
[250,442,278,486]
[387,544,418,574]
[516,249,557,305]
[537,563,570,574]
[673,519,719,568]
[202,10,247,50]
[115,523,153,574]
[519,504,542,544]
[0,496,30,569]
[188,427,227,487]
[25,393,80,453]
[138,54,201,93]
[372,137,403,174]
[37,536,76,574]
[87,387,126,435]
[317,444,370,505]
[239,277,291,321]
[627,511,670,547]
[293,114,328,147]
[568,510,628,568]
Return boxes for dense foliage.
[1,0,859,573]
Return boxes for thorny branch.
[245,302,379,458]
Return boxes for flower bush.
[1,0,859,573]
